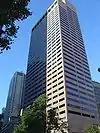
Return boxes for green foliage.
[14,94,68,133]
[46,109,68,133]
[0,0,32,53]
[84,125,100,133]
[14,94,46,133]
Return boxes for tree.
[14,94,68,133]
[0,0,32,53]
[46,109,68,133]
[84,125,100,133]
[14,94,46,133]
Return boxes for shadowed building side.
[92,81,100,118]
[2,72,25,133]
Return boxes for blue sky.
[0,0,100,112]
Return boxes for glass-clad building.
[92,81,100,118]
[23,0,99,132]
[2,72,25,133]
[23,15,47,108]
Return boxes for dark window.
[53,101,58,104]
[47,104,52,107]
[60,110,65,114]
[48,98,51,101]
[68,110,81,115]
[52,65,57,69]
[58,81,63,85]
[59,86,64,90]
[57,46,61,50]
[59,104,65,108]
[53,84,57,88]
[53,95,58,99]
[47,93,51,96]
[53,89,57,93]
[65,66,75,72]
[47,83,51,86]
[57,49,61,53]
[91,115,95,118]
[66,81,77,86]
[52,70,57,74]
[65,71,76,77]
[58,71,63,75]
[59,98,64,102]
[67,92,78,97]
[53,79,57,83]
[58,76,63,80]
[66,75,77,82]
[67,97,80,103]
[47,78,51,82]
[52,57,56,61]
[47,69,51,73]
[58,66,62,70]
[58,62,62,66]
[47,88,51,91]
[57,53,61,57]
[82,113,90,118]
[79,90,87,95]
[57,57,62,62]
[59,92,64,96]
[48,74,51,77]
[52,74,57,78]
[67,86,78,92]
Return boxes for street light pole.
[98,68,100,72]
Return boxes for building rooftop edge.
[92,80,100,84]
[32,0,76,32]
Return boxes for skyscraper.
[3,72,25,133]
[92,81,100,118]
[23,12,47,108]
[23,0,99,132]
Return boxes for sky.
[0,0,100,112]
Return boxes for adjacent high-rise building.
[2,72,25,133]
[23,0,99,132]
[23,10,47,108]
[92,81,100,118]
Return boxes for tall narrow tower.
[3,72,25,133]
[24,0,99,132]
